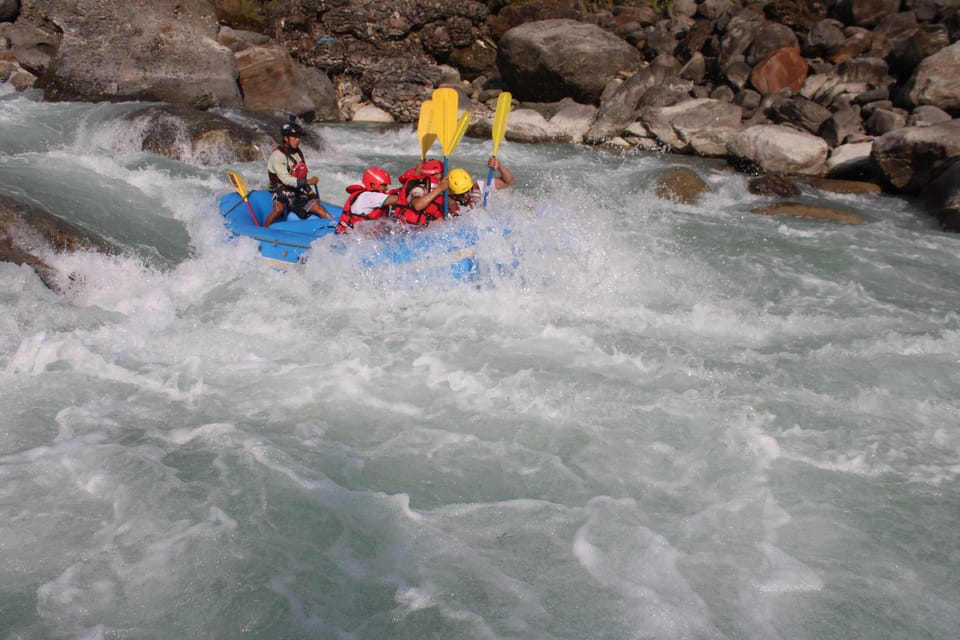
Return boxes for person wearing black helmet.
[264,119,332,226]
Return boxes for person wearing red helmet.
[391,159,448,226]
[264,118,333,226]
[335,167,399,234]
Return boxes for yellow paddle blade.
[226,170,250,199]
[431,87,459,155]
[491,91,512,157]
[449,112,471,154]
[417,100,436,160]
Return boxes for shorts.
[273,190,320,220]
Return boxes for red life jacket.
[391,177,443,226]
[268,145,309,195]
[335,184,395,234]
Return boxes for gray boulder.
[902,41,960,112]
[22,0,240,109]
[641,99,744,156]
[497,19,643,103]
[871,119,960,191]
[728,124,830,175]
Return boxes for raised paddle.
[225,170,260,226]
[450,112,471,155]
[431,87,460,218]
[484,91,512,208]
[417,100,437,161]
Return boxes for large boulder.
[497,19,643,103]
[640,98,744,156]
[902,41,960,112]
[728,124,830,175]
[22,0,241,109]
[871,120,960,191]
[921,157,960,230]
[584,69,658,144]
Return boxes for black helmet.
[281,121,303,138]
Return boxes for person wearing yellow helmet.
[447,156,515,213]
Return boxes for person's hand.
[308,176,320,186]
[487,157,500,171]
[437,177,449,192]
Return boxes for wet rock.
[751,202,864,223]
[0,193,116,293]
[728,124,830,175]
[802,176,883,194]
[654,167,712,203]
[748,174,801,196]
[921,157,960,231]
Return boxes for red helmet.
[420,160,443,177]
[362,167,390,191]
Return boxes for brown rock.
[750,47,808,95]
[802,177,883,194]
[751,202,864,223]
[748,175,801,196]
[655,167,712,204]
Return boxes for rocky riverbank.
[1,0,959,281]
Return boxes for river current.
[2,87,959,639]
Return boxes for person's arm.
[411,178,448,212]
[490,157,515,189]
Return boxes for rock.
[804,19,847,59]
[640,98,744,156]
[907,105,953,127]
[351,103,394,123]
[920,157,960,230]
[235,44,316,119]
[497,19,643,103]
[747,22,799,66]
[820,102,865,146]
[825,141,876,177]
[835,0,903,29]
[30,0,241,110]
[865,107,908,135]
[584,68,657,144]
[803,177,883,194]
[902,41,960,112]
[128,105,273,165]
[750,47,809,95]
[769,96,833,133]
[748,174,801,196]
[728,124,830,175]
[0,192,117,292]
[871,120,960,191]
[654,167,712,203]
[751,202,864,223]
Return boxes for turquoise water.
[1,88,959,639]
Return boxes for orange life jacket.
[391,177,443,226]
[335,184,395,234]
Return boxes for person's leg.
[264,201,286,226]
[308,200,332,219]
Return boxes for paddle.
[431,87,459,218]
[484,91,512,208]
[225,170,260,226]
[450,112,471,154]
[418,100,437,161]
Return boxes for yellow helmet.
[448,168,473,195]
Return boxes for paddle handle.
[483,165,495,209]
[243,198,260,226]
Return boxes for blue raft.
[218,189,480,279]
